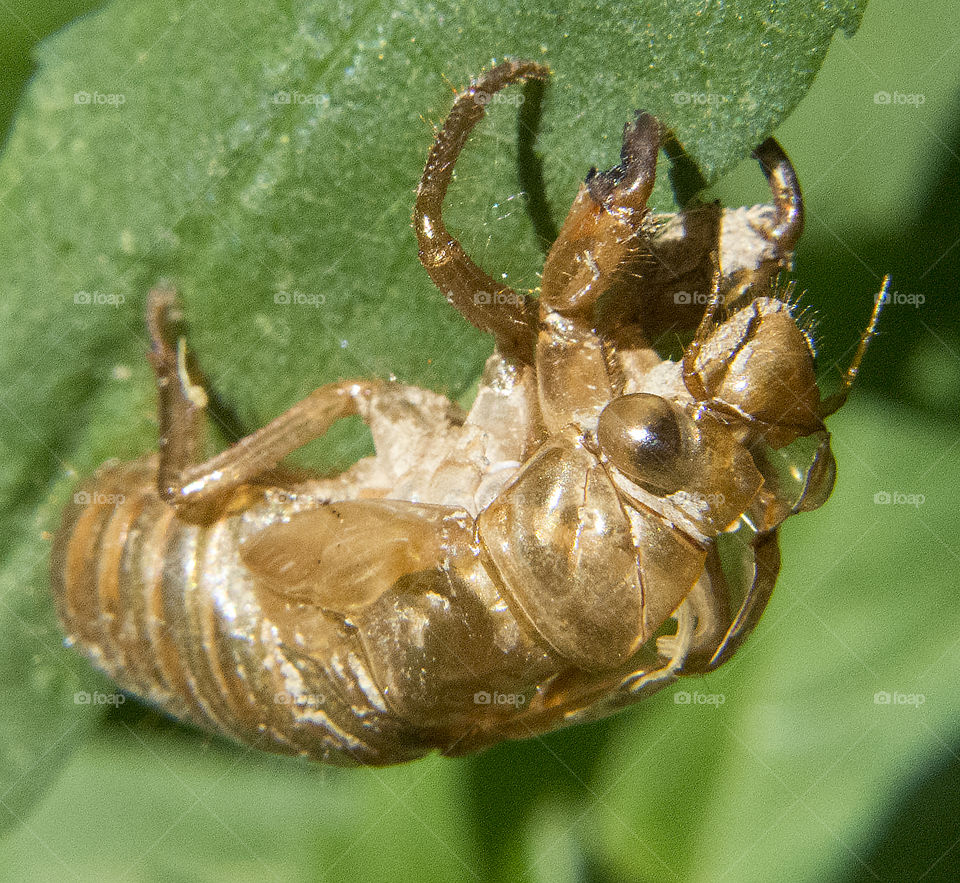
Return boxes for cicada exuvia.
[52,60,884,765]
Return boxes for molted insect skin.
[52,59,884,766]
[476,433,706,672]
[52,460,419,765]
[53,457,579,765]
[51,428,710,764]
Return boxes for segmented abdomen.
[50,457,427,766]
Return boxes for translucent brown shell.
[51,60,885,766]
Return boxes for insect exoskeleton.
[52,59,885,765]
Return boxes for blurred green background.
[0,0,958,881]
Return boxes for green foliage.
[0,1,108,148]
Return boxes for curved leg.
[442,598,699,756]
[702,528,781,671]
[147,286,378,522]
[539,111,661,319]
[536,112,662,431]
[147,285,210,495]
[656,549,731,666]
[440,545,739,753]
[721,137,805,307]
[413,59,548,364]
[753,138,804,251]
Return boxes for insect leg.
[680,253,725,401]
[752,138,804,252]
[616,600,697,699]
[536,112,661,430]
[539,111,661,319]
[414,59,548,363]
[445,597,700,756]
[146,286,377,522]
[147,285,209,492]
[679,142,803,398]
[618,530,780,682]
[700,528,781,671]
[656,549,731,668]
[722,137,805,307]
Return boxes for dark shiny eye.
[597,394,689,493]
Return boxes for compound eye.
[597,394,689,494]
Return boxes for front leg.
[753,138,804,251]
[609,531,779,696]
[536,111,661,432]
[146,286,378,522]
[539,111,660,319]
[697,528,781,673]
[655,548,730,664]
[722,137,805,307]
[413,60,546,363]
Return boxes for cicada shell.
[51,60,885,765]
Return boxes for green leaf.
[0,0,868,859]
[0,1,109,148]
[0,717,480,881]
